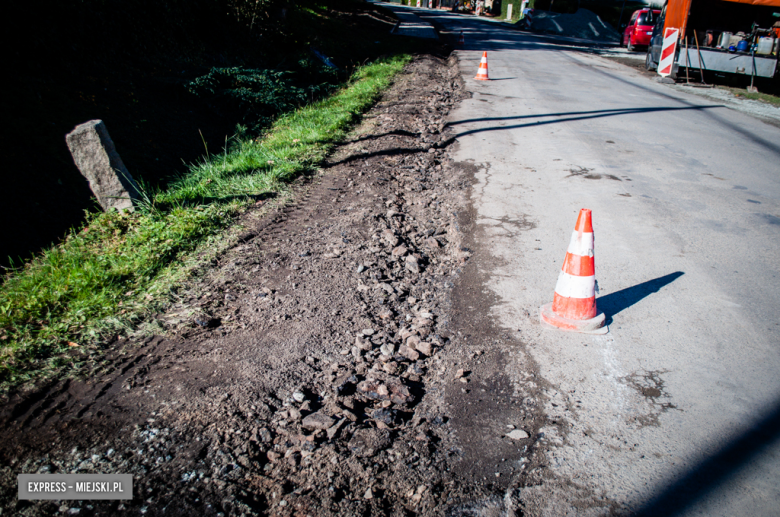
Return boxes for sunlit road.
[402,5,780,516]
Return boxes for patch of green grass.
[716,85,780,107]
[0,204,241,387]
[0,54,410,390]
[158,56,410,206]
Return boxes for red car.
[622,8,661,51]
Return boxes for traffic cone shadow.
[596,272,684,325]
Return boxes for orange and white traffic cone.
[457,31,465,47]
[474,51,489,81]
[540,209,607,334]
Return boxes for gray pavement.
[390,8,438,39]
[402,5,780,516]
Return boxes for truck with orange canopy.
[646,0,780,79]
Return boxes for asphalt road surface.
[411,7,780,516]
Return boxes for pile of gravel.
[531,9,620,42]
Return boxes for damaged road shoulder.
[0,53,528,517]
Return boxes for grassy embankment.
[0,55,411,391]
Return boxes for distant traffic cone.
[474,52,489,80]
[540,209,607,334]
[457,31,465,47]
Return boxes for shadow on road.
[329,105,724,166]
[597,271,684,324]
[633,397,780,516]
[559,52,780,158]
[449,105,724,126]
[408,6,780,158]
[440,105,724,142]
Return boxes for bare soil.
[1,54,546,516]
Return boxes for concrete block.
[66,120,139,212]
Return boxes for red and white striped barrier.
[540,209,607,334]
[658,28,680,77]
[417,0,421,7]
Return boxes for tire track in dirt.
[1,53,547,517]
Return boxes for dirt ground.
[0,54,548,516]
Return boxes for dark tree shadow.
[633,398,780,516]
[597,272,684,324]
[328,146,427,166]
[447,105,724,140]
[349,129,419,143]
[559,53,780,159]
[331,105,724,167]
[197,191,277,205]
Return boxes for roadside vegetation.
[3,0,413,269]
[716,85,780,107]
[1,0,417,391]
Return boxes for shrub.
[187,64,338,134]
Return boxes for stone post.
[66,120,139,212]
